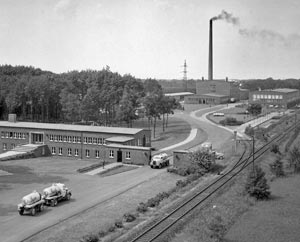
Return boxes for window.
[51,147,56,154]
[49,135,54,141]
[54,135,58,142]
[137,139,141,146]
[3,143,7,150]
[95,150,100,158]
[68,148,72,156]
[146,136,150,144]
[98,138,103,145]
[85,149,90,157]
[22,133,25,139]
[75,149,79,157]
[109,150,114,158]
[58,135,63,142]
[125,151,131,159]
[268,95,271,99]
[1,132,4,138]
[88,137,92,144]
[11,143,15,149]
[279,95,283,99]
[5,132,9,138]
[67,136,71,143]
[63,136,67,142]
[93,138,97,144]
[73,136,76,143]
[59,147,63,155]
[84,137,88,144]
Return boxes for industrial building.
[249,88,300,109]
[0,114,151,165]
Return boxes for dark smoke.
[211,10,239,25]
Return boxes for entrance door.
[117,150,122,162]
[31,133,43,144]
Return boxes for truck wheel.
[39,204,44,212]
[166,160,169,166]
[51,199,58,207]
[66,193,71,201]
[31,208,36,216]
[19,210,24,215]
[159,164,162,169]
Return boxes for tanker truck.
[42,183,72,207]
[17,191,45,216]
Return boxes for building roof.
[0,121,143,135]
[201,93,229,98]
[105,136,135,143]
[271,88,299,93]
[165,92,194,97]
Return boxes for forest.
[0,65,178,134]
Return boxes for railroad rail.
[128,117,298,242]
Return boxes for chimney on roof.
[8,114,17,123]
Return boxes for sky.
[0,0,300,80]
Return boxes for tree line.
[0,65,178,136]
[241,77,300,91]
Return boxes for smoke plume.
[211,10,300,47]
[211,10,239,25]
[239,28,300,47]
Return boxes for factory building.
[0,114,151,165]
[249,88,300,109]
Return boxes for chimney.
[208,19,213,81]
[8,114,17,123]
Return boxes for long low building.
[0,114,152,165]
[249,88,300,109]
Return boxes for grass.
[208,107,254,124]
[99,165,138,177]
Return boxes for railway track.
[128,118,298,242]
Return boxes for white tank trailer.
[17,191,45,216]
[42,183,72,207]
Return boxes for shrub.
[269,157,284,177]
[80,234,99,242]
[114,220,123,228]
[108,225,116,232]
[176,179,188,188]
[146,197,160,208]
[167,167,177,173]
[189,149,215,173]
[136,202,148,213]
[219,117,244,126]
[177,167,189,176]
[288,146,300,172]
[208,215,226,241]
[245,165,270,200]
[270,143,280,154]
[97,230,106,238]
[123,213,136,223]
[245,125,254,136]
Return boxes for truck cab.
[150,153,170,168]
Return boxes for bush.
[136,202,148,213]
[288,146,300,172]
[146,197,160,208]
[189,149,215,173]
[269,157,284,177]
[270,143,280,154]
[114,220,123,228]
[108,225,116,232]
[219,117,244,126]
[123,213,136,223]
[167,167,177,173]
[245,165,270,200]
[245,125,254,136]
[176,179,188,188]
[80,234,99,242]
[208,215,226,241]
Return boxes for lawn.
[208,106,254,124]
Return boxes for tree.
[269,156,284,177]
[247,103,262,116]
[245,165,270,200]
[189,149,215,173]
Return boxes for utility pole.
[252,135,255,172]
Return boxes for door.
[117,150,122,162]
[31,133,43,144]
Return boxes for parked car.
[213,112,225,117]
[42,183,72,207]
[212,151,224,160]
[150,153,169,168]
[18,191,45,216]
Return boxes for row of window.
[49,135,106,145]
[3,143,15,150]
[1,132,26,139]
[253,94,283,100]
[50,147,131,159]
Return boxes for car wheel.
[31,208,36,216]
[19,210,24,215]
[159,164,162,169]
